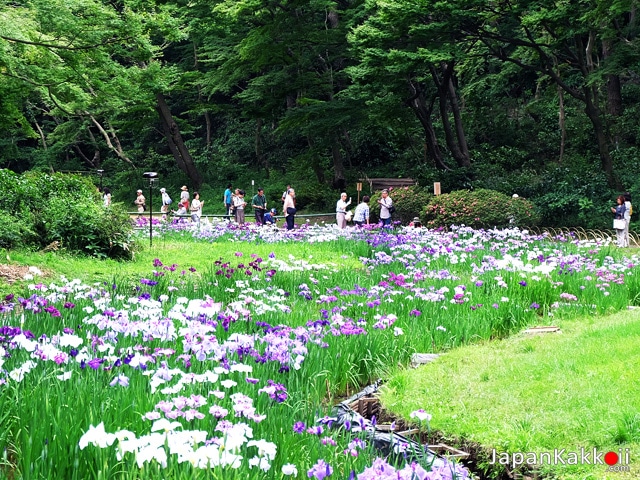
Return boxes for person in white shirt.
[378,189,393,227]
[233,190,247,224]
[335,192,352,229]
[190,192,204,224]
[283,189,296,230]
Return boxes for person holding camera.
[378,189,393,227]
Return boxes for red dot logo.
[604,451,619,466]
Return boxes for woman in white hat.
[180,186,189,205]
[160,188,172,220]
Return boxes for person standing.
[223,183,233,220]
[160,188,172,220]
[283,188,296,230]
[378,189,393,227]
[612,195,627,247]
[336,192,352,229]
[190,192,204,224]
[353,196,370,227]
[102,188,111,207]
[233,189,247,224]
[624,192,632,247]
[282,185,293,203]
[180,185,190,209]
[252,188,267,225]
[134,189,146,215]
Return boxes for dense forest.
[1,0,640,227]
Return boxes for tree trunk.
[156,92,203,189]
[430,63,471,168]
[583,85,619,188]
[447,76,471,166]
[558,84,566,163]
[331,136,346,191]
[574,34,619,188]
[406,81,450,170]
[306,137,326,184]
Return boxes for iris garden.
[1,222,638,479]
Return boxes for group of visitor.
[158,186,204,223]
[223,183,295,229]
[127,183,398,231]
[336,189,394,229]
[130,185,204,224]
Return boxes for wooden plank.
[427,443,470,459]
[522,326,561,334]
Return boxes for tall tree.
[195,0,364,189]
[348,0,472,170]
[460,0,640,188]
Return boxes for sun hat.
[413,217,420,222]
[160,187,166,193]
[137,189,142,193]
[181,185,188,191]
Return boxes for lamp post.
[142,172,158,247]
[97,169,104,192]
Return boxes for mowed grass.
[380,309,640,479]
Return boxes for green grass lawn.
[380,310,640,479]
[0,237,366,297]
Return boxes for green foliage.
[0,214,33,249]
[0,169,135,258]
[422,189,540,229]
[369,185,433,224]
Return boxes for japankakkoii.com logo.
[490,448,630,472]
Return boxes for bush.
[422,189,541,229]
[0,169,136,258]
[0,215,33,249]
[368,185,433,224]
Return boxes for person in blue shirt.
[264,208,278,225]
[353,196,370,226]
[223,183,233,220]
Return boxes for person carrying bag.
[612,195,627,247]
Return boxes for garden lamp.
[142,172,159,247]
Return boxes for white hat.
[160,187,166,193]
[137,189,142,193]
[181,185,188,191]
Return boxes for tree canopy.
[2,0,640,227]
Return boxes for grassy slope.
[380,310,640,479]
[0,238,365,296]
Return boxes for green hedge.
[0,169,136,258]
[368,185,433,224]
[422,189,541,229]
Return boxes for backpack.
[166,197,172,205]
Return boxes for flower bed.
[1,225,638,479]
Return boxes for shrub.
[422,189,541,229]
[0,169,136,258]
[0,215,33,249]
[369,185,433,224]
